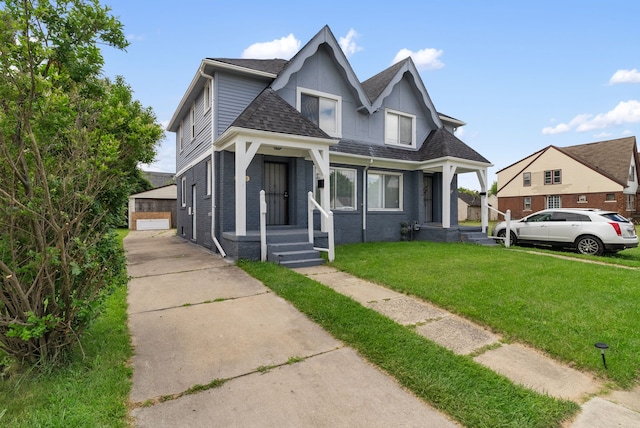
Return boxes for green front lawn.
[330,241,640,388]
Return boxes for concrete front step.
[267,238,324,268]
[460,231,498,246]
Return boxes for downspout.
[362,158,373,242]
[200,68,226,257]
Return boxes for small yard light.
[594,342,609,369]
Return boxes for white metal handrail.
[260,190,267,261]
[488,206,511,248]
[307,191,335,261]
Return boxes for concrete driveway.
[125,230,457,427]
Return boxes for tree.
[0,0,163,365]
[489,181,498,196]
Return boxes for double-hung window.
[544,169,561,185]
[203,81,211,113]
[190,103,195,140]
[178,123,183,152]
[385,109,416,148]
[297,87,341,138]
[524,197,532,211]
[206,159,212,196]
[181,177,187,207]
[368,171,402,210]
[523,172,531,187]
[329,168,356,210]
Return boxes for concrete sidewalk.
[125,230,640,427]
[125,231,457,427]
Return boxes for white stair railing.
[307,191,334,262]
[488,206,511,248]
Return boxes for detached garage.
[128,184,177,230]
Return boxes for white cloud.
[609,69,640,84]
[542,100,640,134]
[392,47,444,71]
[242,33,301,59]
[593,131,612,139]
[126,33,145,42]
[338,28,363,58]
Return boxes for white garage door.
[136,219,170,230]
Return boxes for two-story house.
[167,26,492,264]
[497,136,640,220]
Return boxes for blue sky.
[101,0,640,190]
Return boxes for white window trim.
[329,167,357,211]
[385,108,417,149]
[181,177,187,207]
[178,123,183,153]
[206,159,212,196]
[367,170,403,211]
[523,196,532,211]
[190,103,195,141]
[296,87,342,138]
[203,81,211,113]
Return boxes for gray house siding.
[176,87,212,174]
[216,73,268,138]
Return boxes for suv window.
[551,212,591,222]
[527,213,552,222]
[600,212,630,223]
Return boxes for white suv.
[492,208,638,256]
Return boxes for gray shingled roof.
[558,136,637,185]
[229,88,331,139]
[207,58,289,75]
[330,128,490,164]
[361,59,409,102]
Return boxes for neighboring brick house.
[166,25,492,262]
[497,137,640,221]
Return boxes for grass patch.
[239,260,578,428]
[330,241,640,388]
[0,228,133,427]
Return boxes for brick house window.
[546,195,561,209]
[605,193,616,202]
[524,197,531,211]
[523,172,531,187]
[626,194,636,212]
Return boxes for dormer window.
[297,87,341,138]
[385,109,416,148]
[629,165,636,182]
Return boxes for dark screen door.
[264,162,289,225]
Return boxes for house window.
[544,169,561,185]
[367,171,402,210]
[523,172,531,187]
[206,159,212,196]
[329,167,357,210]
[297,87,341,138]
[385,109,416,148]
[524,197,531,211]
[629,166,636,182]
[178,123,183,152]
[204,81,211,113]
[190,104,195,140]
[626,194,636,212]
[546,195,561,209]
[578,195,587,203]
[181,177,187,207]
[605,193,616,202]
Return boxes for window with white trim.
[546,195,561,209]
[181,177,186,207]
[629,165,636,182]
[385,109,416,148]
[206,159,212,196]
[523,172,531,187]
[204,81,211,113]
[524,197,531,211]
[626,194,636,211]
[190,103,195,140]
[367,171,402,210]
[178,123,183,152]
[328,167,357,210]
[297,87,341,138]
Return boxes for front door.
[264,162,289,225]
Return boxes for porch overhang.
[215,127,337,236]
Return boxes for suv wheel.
[496,229,517,246]
[575,235,604,256]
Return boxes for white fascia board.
[175,148,213,178]
[215,127,337,152]
[439,115,466,127]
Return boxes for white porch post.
[309,147,331,232]
[441,162,456,228]
[234,140,260,236]
[476,168,489,233]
